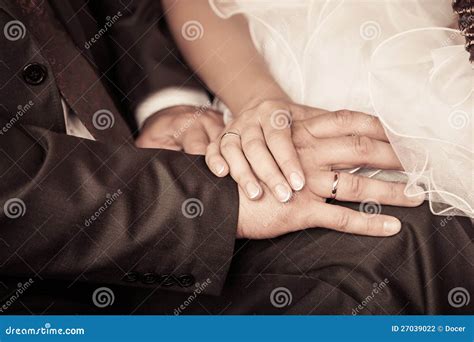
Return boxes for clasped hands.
[136,100,424,239]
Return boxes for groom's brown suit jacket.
[0,0,237,299]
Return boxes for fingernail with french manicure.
[275,184,292,203]
[214,163,225,176]
[290,172,305,191]
[383,218,401,235]
[246,182,261,199]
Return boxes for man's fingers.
[300,110,389,141]
[313,136,402,170]
[205,141,229,177]
[311,171,425,207]
[305,202,402,237]
[203,115,225,141]
[241,127,293,203]
[262,113,306,192]
[181,126,209,155]
[220,134,263,200]
[135,135,181,151]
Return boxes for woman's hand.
[205,99,320,202]
[237,110,424,240]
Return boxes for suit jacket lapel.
[48,0,96,64]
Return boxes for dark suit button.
[22,63,47,85]
[141,273,158,284]
[177,274,195,287]
[122,271,139,282]
[159,274,176,287]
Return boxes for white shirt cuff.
[135,87,211,129]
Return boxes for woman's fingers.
[300,110,389,141]
[306,202,402,237]
[241,126,293,202]
[261,110,306,191]
[205,141,229,177]
[312,135,403,170]
[310,171,425,207]
[219,133,263,200]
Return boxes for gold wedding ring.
[330,171,340,199]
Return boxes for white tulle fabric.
[210,0,474,218]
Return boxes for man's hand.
[237,110,425,239]
[135,105,224,155]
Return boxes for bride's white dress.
[210,0,474,218]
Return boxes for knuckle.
[348,176,364,198]
[387,184,400,202]
[364,218,377,235]
[335,212,351,232]
[242,137,265,155]
[353,135,373,157]
[333,109,353,127]
[265,129,287,145]
[220,140,237,153]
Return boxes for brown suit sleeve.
[0,123,238,296]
